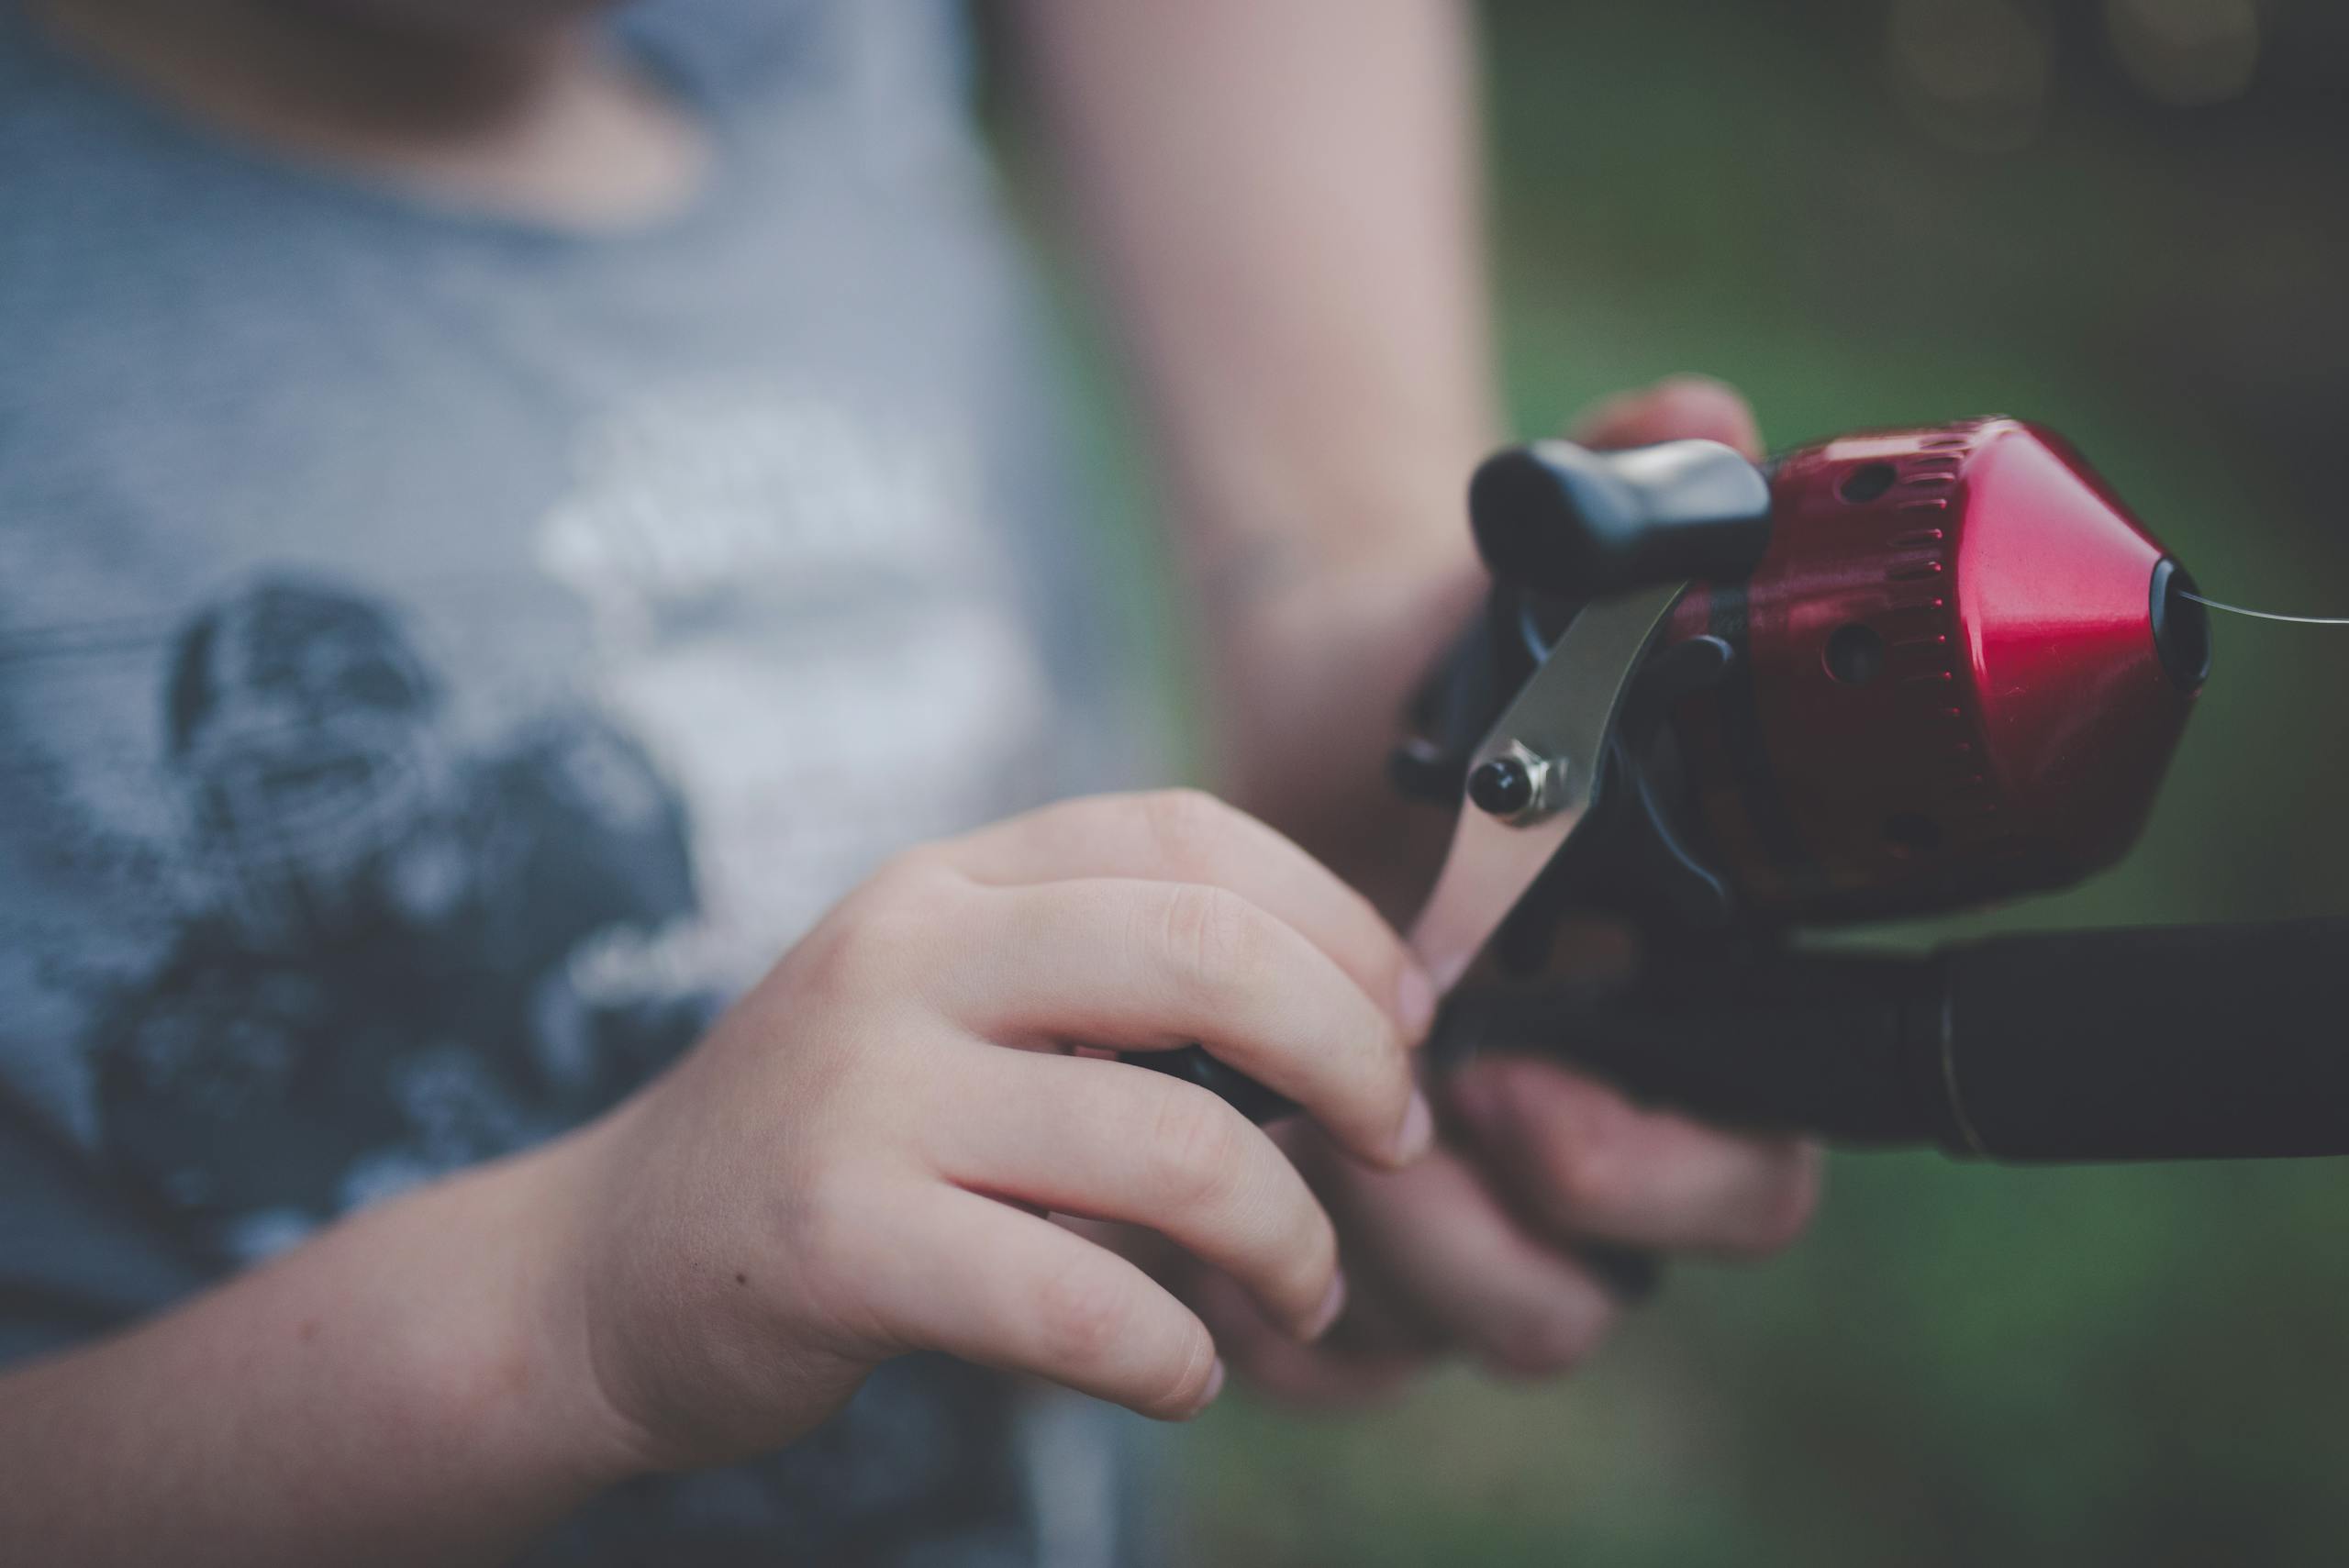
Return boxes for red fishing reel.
[1664,418,2207,923]
[1400,416,2208,949]
[1151,415,2347,1162]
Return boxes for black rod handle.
[1431,953,1943,1146]
[1127,1045,1297,1124]
[1435,919,2349,1162]
[1934,917,2349,1161]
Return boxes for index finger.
[933,789,1437,1041]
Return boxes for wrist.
[1204,521,1482,768]
[1200,539,1481,906]
[387,1127,662,1498]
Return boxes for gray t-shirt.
[0,3,1159,1562]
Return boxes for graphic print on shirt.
[0,0,1143,1555]
[92,577,719,1263]
[535,382,1062,998]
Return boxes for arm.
[1013,2,1819,1396]
[0,793,1430,1564]
[0,1151,632,1567]
[1008,0,1498,894]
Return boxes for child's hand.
[540,790,1435,1473]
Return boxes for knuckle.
[792,920,892,1006]
[1142,1086,1250,1211]
[867,843,956,896]
[801,880,944,1001]
[1533,1128,1623,1228]
[1139,1085,1332,1323]
[1132,787,1241,875]
[1034,1255,1136,1369]
[1527,1088,1636,1229]
[1154,883,1268,1001]
[856,848,969,929]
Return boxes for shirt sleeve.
[0,1089,207,1369]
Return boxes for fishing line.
[2183,593,2349,628]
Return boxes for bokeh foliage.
[995,2,2349,1562]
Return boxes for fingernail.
[1394,1088,1435,1162]
[1396,964,1437,1040]
[1305,1270,1349,1340]
[1197,1358,1227,1413]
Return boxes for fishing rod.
[1139,416,2345,1162]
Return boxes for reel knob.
[1468,437,1775,600]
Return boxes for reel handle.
[1468,438,1774,599]
[1125,436,1775,1124]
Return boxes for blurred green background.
[997,2,2349,1563]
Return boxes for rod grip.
[1441,919,2349,1162]
[1433,954,1943,1146]
[1937,918,2349,1160]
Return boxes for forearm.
[0,1141,635,1568]
[1012,0,1501,888]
